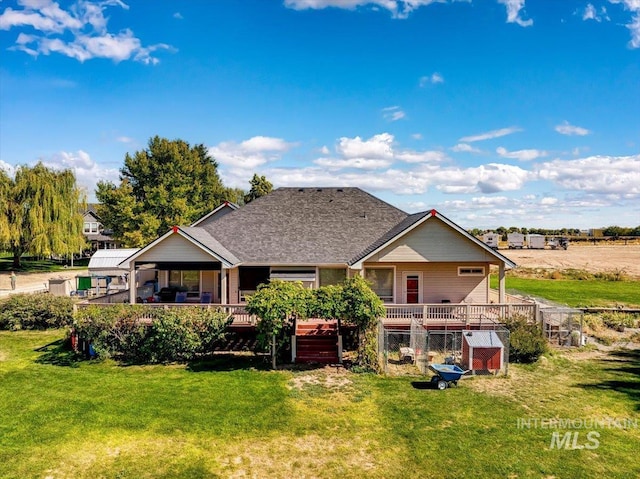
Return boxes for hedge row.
[0,294,75,330]
[73,305,232,363]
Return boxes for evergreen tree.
[243,174,273,204]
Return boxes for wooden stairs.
[295,320,340,364]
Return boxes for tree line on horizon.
[467,225,640,239]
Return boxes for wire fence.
[540,307,584,346]
[379,320,510,377]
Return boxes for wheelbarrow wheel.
[437,380,448,390]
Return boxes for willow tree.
[3,163,86,268]
[0,169,11,247]
[96,136,242,247]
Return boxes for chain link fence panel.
[379,321,510,377]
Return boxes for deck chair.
[175,291,187,303]
[200,292,212,304]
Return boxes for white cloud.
[450,143,481,153]
[497,0,533,27]
[536,154,640,197]
[283,0,447,20]
[555,121,591,136]
[411,133,423,140]
[40,150,120,199]
[609,0,640,48]
[314,157,393,169]
[116,136,134,144]
[471,196,510,206]
[419,72,444,86]
[173,12,183,20]
[395,150,447,163]
[582,4,609,22]
[382,105,406,121]
[496,146,547,161]
[459,126,522,143]
[209,136,296,169]
[336,133,394,159]
[0,0,173,64]
[540,197,558,206]
[0,160,16,177]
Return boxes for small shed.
[48,278,73,296]
[461,330,504,373]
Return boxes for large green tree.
[243,173,273,204]
[0,163,86,268]
[96,136,241,247]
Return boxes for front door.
[405,275,420,304]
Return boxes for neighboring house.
[83,204,118,252]
[121,188,517,316]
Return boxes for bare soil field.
[502,244,640,279]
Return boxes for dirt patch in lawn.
[289,366,353,391]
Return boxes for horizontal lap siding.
[365,262,489,303]
[371,218,496,263]
[135,234,218,262]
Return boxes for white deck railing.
[383,303,538,325]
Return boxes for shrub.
[600,312,638,331]
[0,293,74,330]
[503,315,548,363]
[73,306,231,363]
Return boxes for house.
[121,187,518,319]
[83,204,119,252]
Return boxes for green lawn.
[1,330,639,478]
[0,253,89,272]
[491,275,640,308]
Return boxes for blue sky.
[1,0,639,230]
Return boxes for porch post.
[129,262,136,304]
[221,268,228,305]
[498,263,506,303]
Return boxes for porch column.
[498,263,506,303]
[221,268,228,305]
[129,262,136,304]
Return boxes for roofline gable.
[190,201,240,227]
[119,226,237,269]
[350,209,517,269]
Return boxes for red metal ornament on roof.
[172,226,179,233]
[430,209,437,216]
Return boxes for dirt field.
[501,244,640,279]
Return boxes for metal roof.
[462,330,504,349]
[88,248,139,272]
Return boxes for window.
[83,222,99,233]
[239,266,270,302]
[365,268,394,302]
[319,268,347,287]
[458,266,485,276]
[168,270,201,297]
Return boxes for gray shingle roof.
[179,227,240,265]
[202,187,408,264]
